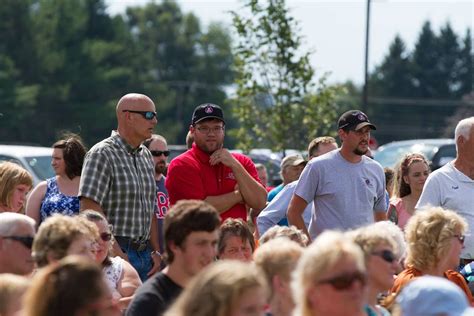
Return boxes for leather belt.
[115,236,150,252]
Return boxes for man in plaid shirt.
[79,93,161,281]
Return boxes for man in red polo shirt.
[165,103,267,221]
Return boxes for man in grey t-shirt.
[287,110,387,241]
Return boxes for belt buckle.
[136,240,147,252]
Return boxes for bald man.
[79,93,161,281]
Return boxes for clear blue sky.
[106,0,473,84]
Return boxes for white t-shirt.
[416,162,474,259]
[295,149,387,239]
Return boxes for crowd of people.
[1,92,474,316]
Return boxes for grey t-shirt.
[294,149,386,239]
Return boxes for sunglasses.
[371,250,397,263]
[122,110,157,120]
[318,271,367,290]
[454,234,465,245]
[100,232,112,242]
[150,150,170,157]
[3,236,34,249]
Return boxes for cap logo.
[205,106,214,114]
[358,113,367,121]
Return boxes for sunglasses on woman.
[318,271,367,290]
[371,249,397,263]
[100,232,112,242]
[2,236,34,249]
[454,234,465,245]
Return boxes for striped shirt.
[79,131,156,240]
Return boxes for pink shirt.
[388,198,412,230]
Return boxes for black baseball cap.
[192,103,225,125]
[337,110,376,131]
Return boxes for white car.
[0,145,54,186]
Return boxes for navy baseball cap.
[192,103,225,125]
[337,110,376,131]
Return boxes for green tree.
[370,35,414,97]
[456,29,473,99]
[435,23,461,98]
[229,0,341,152]
[25,0,133,145]
[124,0,234,144]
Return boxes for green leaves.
[229,0,340,152]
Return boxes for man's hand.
[147,251,162,277]
[209,149,237,167]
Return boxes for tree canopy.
[229,0,342,152]
[0,0,234,147]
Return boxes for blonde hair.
[0,274,29,315]
[165,261,268,316]
[349,224,398,259]
[253,239,303,298]
[32,214,98,267]
[371,221,406,260]
[405,207,467,271]
[0,162,33,211]
[291,231,366,316]
[259,225,309,247]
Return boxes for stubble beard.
[155,162,166,175]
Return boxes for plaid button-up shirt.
[79,131,156,240]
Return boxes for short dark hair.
[164,200,221,263]
[218,218,255,256]
[53,134,87,179]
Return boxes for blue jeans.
[117,241,153,282]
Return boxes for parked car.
[168,144,188,161]
[373,139,456,171]
[0,145,54,186]
[248,153,282,186]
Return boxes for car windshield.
[24,156,54,180]
[374,143,439,168]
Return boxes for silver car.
[0,145,54,186]
[374,139,456,171]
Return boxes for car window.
[374,143,439,168]
[0,155,22,165]
[24,156,54,180]
[432,144,456,169]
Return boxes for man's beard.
[353,147,367,156]
[155,162,166,175]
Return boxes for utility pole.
[362,0,371,113]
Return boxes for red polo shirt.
[165,143,261,221]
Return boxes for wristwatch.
[151,250,162,258]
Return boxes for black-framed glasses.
[2,236,34,249]
[195,126,225,134]
[150,150,170,157]
[100,232,112,242]
[371,250,396,263]
[318,271,367,291]
[122,110,157,120]
[454,234,465,245]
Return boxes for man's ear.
[168,240,179,255]
[337,129,345,141]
